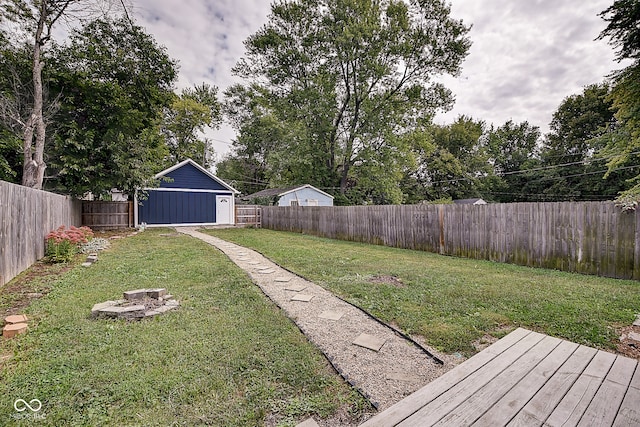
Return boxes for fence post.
[438,204,445,255]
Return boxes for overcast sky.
[132,0,623,159]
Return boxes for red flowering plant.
[45,226,94,263]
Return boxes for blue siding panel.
[159,163,228,191]
[139,191,232,225]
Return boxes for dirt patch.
[472,334,499,352]
[368,275,406,288]
[0,260,74,318]
[1,229,133,319]
[617,325,640,359]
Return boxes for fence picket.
[262,202,639,280]
[1,181,82,286]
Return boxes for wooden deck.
[360,328,639,426]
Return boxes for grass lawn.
[0,229,369,426]
[206,228,640,357]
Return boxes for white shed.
[244,184,334,206]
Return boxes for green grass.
[0,229,368,426]
[205,228,640,356]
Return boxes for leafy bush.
[45,226,94,263]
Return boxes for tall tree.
[597,0,640,203]
[538,83,629,201]
[47,17,177,197]
[402,116,489,202]
[485,120,541,202]
[1,0,129,189]
[0,35,31,182]
[163,84,222,168]
[227,0,471,204]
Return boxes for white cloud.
[131,0,624,157]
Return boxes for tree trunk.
[21,3,47,189]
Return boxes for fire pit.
[91,288,179,320]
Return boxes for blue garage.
[135,159,239,227]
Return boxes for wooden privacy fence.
[235,205,262,227]
[82,201,133,230]
[0,180,82,286]
[262,202,640,280]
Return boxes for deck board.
[360,328,639,427]
[613,363,640,426]
[359,327,531,427]
[397,331,545,427]
[473,339,578,426]
[507,345,597,426]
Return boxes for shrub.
[45,226,94,263]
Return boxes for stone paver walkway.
[176,227,452,411]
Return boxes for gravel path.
[177,227,456,414]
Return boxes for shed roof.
[154,158,239,193]
[453,198,487,205]
[244,184,334,200]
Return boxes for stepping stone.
[258,269,276,274]
[318,310,344,321]
[634,315,640,327]
[352,333,386,352]
[3,323,28,338]
[91,301,119,316]
[284,284,307,292]
[275,277,292,283]
[626,331,640,342]
[296,418,320,427]
[123,289,148,301]
[147,288,167,299]
[291,294,314,302]
[98,305,146,319]
[4,314,28,325]
[82,262,92,267]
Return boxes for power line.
[426,158,640,186]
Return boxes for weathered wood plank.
[545,350,616,426]
[507,344,597,426]
[261,201,638,280]
[0,181,82,286]
[432,335,565,426]
[578,356,637,427]
[398,331,545,427]
[359,328,532,427]
[613,362,640,426]
[473,339,579,426]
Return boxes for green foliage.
[224,0,471,204]
[0,130,21,182]
[402,116,490,202]
[597,0,640,61]
[45,238,76,263]
[0,37,32,182]
[162,84,221,168]
[486,120,541,202]
[44,225,94,263]
[598,1,640,203]
[538,83,629,201]
[45,17,177,197]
